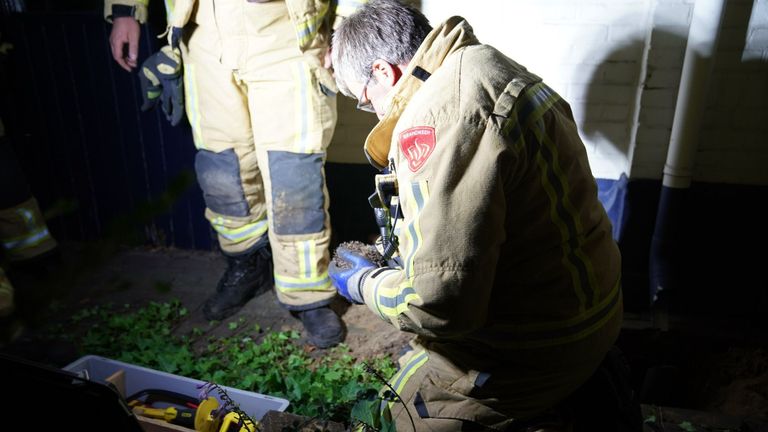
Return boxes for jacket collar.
[363,16,479,169]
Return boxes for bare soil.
[331,241,388,269]
[2,244,767,429]
[1,244,411,364]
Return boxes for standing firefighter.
[0,117,58,318]
[0,35,58,319]
[105,0,366,348]
[329,0,625,428]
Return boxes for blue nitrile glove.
[329,246,376,304]
[139,44,184,126]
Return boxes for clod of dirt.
[332,241,387,269]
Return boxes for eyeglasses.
[356,76,376,113]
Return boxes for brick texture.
[328,0,768,185]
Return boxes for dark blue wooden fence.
[3,12,213,250]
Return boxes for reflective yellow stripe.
[374,182,426,318]
[297,239,318,279]
[370,269,400,319]
[292,63,313,153]
[1,207,53,253]
[163,0,174,17]
[403,182,426,279]
[184,63,204,149]
[376,281,420,317]
[520,285,621,349]
[0,267,12,308]
[275,273,331,292]
[298,240,308,278]
[515,278,621,333]
[476,278,622,349]
[517,83,598,312]
[537,126,601,306]
[211,217,268,242]
[295,2,330,47]
[277,239,326,292]
[522,83,559,124]
[0,279,11,294]
[533,150,587,312]
[18,208,34,227]
[509,287,621,349]
[383,350,428,412]
[1,227,53,253]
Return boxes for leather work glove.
[329,245,377,304]
[139,44,184,126]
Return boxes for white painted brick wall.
[695,0,768,184]
[328,0,768,185]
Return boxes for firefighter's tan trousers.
[383,307,622,430]
[0,116,58,316]
[0,198,57,317]
[0,267,12,317]
[181,1,336,309]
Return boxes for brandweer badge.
[399,126,436,172]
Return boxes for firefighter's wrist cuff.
[105,3,147,24]
[111,5,134,18]
[348,268,372,304]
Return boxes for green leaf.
[380,416,397,432]
[58,300,398,425]
[350,398,380,428]
[678,421,697,431]
[324,370,342,381]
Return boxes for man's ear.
[371,59,402,89]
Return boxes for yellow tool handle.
[134,406,195,428]
[220,411,259,432]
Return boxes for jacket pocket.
[301,61,337,152]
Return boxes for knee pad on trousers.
[195,149,250,217]
[268,151,325,235]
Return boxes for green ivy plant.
[60,300,398,426]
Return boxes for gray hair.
[332,0,432,97]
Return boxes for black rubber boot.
[296,306,344,349]
[203,246,273,321]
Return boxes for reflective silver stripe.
[381,350,428,413]
[293,63,311,153]
[211,219,268,242]
[275,274,331,292]
[2,228,52,252]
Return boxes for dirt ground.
[2,243,767,430]
[1,244,413,363]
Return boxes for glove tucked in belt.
[139,42,184,126]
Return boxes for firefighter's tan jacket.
[104,0,362,61]
[360,16,622,369]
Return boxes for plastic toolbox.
[64,355,289,421]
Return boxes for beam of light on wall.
[742,0,768,62]
[419,0,652,180]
